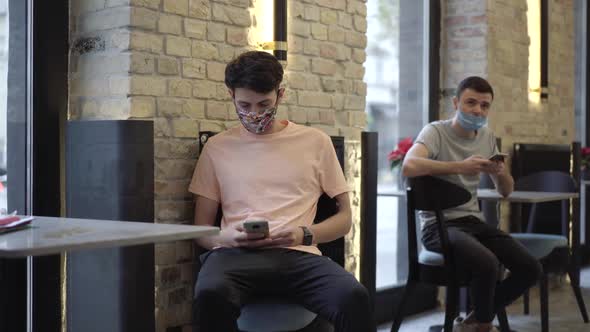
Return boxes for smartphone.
[489,153,509,162]
[243,220,269,236]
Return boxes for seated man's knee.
[337,282,370,311]
[508,254,542,287]
[525,258,543,285]
[194,278,232,304]
[477,255,500,277]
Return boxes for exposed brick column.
[441,0,575,147]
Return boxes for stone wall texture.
[69,0,368,330]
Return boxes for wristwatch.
[300,226,313,246]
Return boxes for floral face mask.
[235,105,277,134]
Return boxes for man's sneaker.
[453,317,501,332]
[453,316,477,332]
[452,316,476,332]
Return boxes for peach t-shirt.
[188,120,351,255]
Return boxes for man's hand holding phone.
[489,153,508,163]
[219,220,272,248]
[486,153,508,175]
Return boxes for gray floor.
[378,268,590,332]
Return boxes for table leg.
[510,202,523,233]
[26,256,33,332]
[581,183,586,246]
[571,196,581,289]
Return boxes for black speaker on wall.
[66,120,155,332]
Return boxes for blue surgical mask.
[456,110,487,131]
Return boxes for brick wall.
[442,0,575,148]
[69,0,368,330]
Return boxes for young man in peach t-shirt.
[189,51,373,332]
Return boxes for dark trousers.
[193,247,373,332]
[422,216,543,323]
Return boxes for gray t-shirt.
[415,119,499,228]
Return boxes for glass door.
[364,0,440,323]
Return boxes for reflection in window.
[0,0,7,213]
[365,0,430,290]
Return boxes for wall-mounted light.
[528,0,548,102]
[253,0,287,61]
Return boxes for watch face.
[301,226,313,245]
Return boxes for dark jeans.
[422,216,543,323]
[193,247,374,332]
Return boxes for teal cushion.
[237,298,317,332]
[511,233,568,259]
[419,249,444,266]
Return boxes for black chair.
[193,131,348,332]
[510,171,589,332]
[390,176,510,332]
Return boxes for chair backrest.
[512,143,580,179]
[514,171,577,236]
[405,176,471,272]
[197,131,346,266]
[511,142,581,233]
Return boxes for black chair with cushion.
[390,176,510,332]
[193,131,347,332]
[509,171,589,332]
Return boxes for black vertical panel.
[360,132,377,308]
[541,0,549,98]
[31,0,68,330]
[1,0,28,331]
[273,0,287,60]
[66,120,155,332]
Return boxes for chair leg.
[390,281,416,332]
[497,308,510,332]
[540,274,549,332]
[443,286,459,332]
[567,268,590,323]
[523,289,530,315]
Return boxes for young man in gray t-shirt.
[402,76,542,332]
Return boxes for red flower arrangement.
[582,147,590,171]
[387,137,413,170]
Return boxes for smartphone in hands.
[489,153,509,162]
[243,220,269,237]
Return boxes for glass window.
[365,0,432,290]
[2,0,30,215]
[575,0,587,146]
[0,0,7,212]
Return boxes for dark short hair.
[456,76,494,100]
[224,51,284,93]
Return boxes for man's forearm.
[492,172,514,197]
[194,236,221,251]
[308,210,352,244]
[402,156,463,177]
